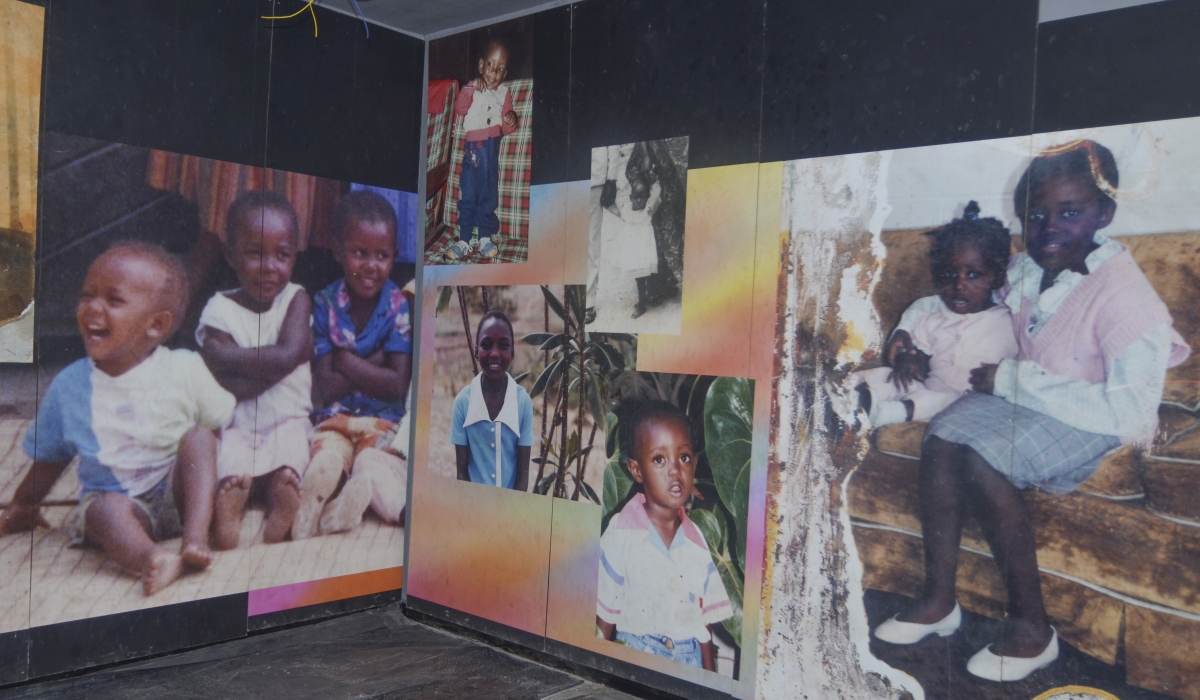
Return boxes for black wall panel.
[530,6,572,185]
[42,0,424,189]
[260,3,424,190]
[27,594,248,679]
[1034,0,1200,134]
[760,0,1038,162]
[568,0,765,177]
[42,0,267,167]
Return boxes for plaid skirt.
[925,393,1121,494]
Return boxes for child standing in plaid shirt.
[447,39,520,261]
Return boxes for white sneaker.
[873,603,961,644]
[966,628,1059,682]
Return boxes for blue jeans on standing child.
[457,136,501,242]
[615,631,703,668]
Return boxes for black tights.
[905,436,1052,656]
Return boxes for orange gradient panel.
[636,164,762,378]
[749,162,784,380]
[542,164,783,699]
[406,182,589,635]
[248,567,403,616]
[421,181,587,288]
[405,478,553,635]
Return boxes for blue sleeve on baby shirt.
[517,388,535,447]
[450,385,470,446]
[23,361,85,463]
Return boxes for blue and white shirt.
[24,347,235,498]
[450,373,533,489]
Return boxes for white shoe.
[966,628,1058,682]
[873,603,961,644]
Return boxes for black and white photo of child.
[586,138,688,334]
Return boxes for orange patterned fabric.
[312,414,395,462]
[146,151,343,249]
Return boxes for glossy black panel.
[27,594,246,679]
[259,2,424,190]
[42,0,266,165]
[530,6,571,185]
[1034,0,1200,133]
[0,630,28,687]
[568,0,764,176]
[761,0,1038,162]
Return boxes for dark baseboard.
[403,596,735,700]
[0,629,28,686]
[26,593,247,681]
[248,589,403,632]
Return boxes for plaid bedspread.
[425,80,458,239]
[426,80,457,172]
[426,78,533,265]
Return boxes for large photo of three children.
[0,133,418,631]
[794,118,1200,699]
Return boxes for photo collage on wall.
[1,125,419,632]
[785,117,1200,699]
[408,17,777,695]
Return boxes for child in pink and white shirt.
[596,401,731,672]
[852,202,1018,426]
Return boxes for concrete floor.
[0,604,643,700]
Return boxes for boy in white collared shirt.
[451,310,534,490]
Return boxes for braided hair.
[927,201,1012,283]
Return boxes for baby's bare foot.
[181,540,213,571]
[213,475,251,550]
[143,549,184,596]
[263,468,301,544]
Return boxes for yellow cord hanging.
[262,0,319,38]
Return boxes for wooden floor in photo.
[0,419,403,632]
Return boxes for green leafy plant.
[599,374,754,650]
[524,285,635,501]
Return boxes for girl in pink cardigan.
[872,140,1189,682]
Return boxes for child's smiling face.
[478,44,509,90]
[475,317,514,381]
[628,416,696,514]
[228,207,298,310]
[935,242,1000,315]
[337,216,396,304]
[1025,173,1115,273]
[76,252,173,377]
